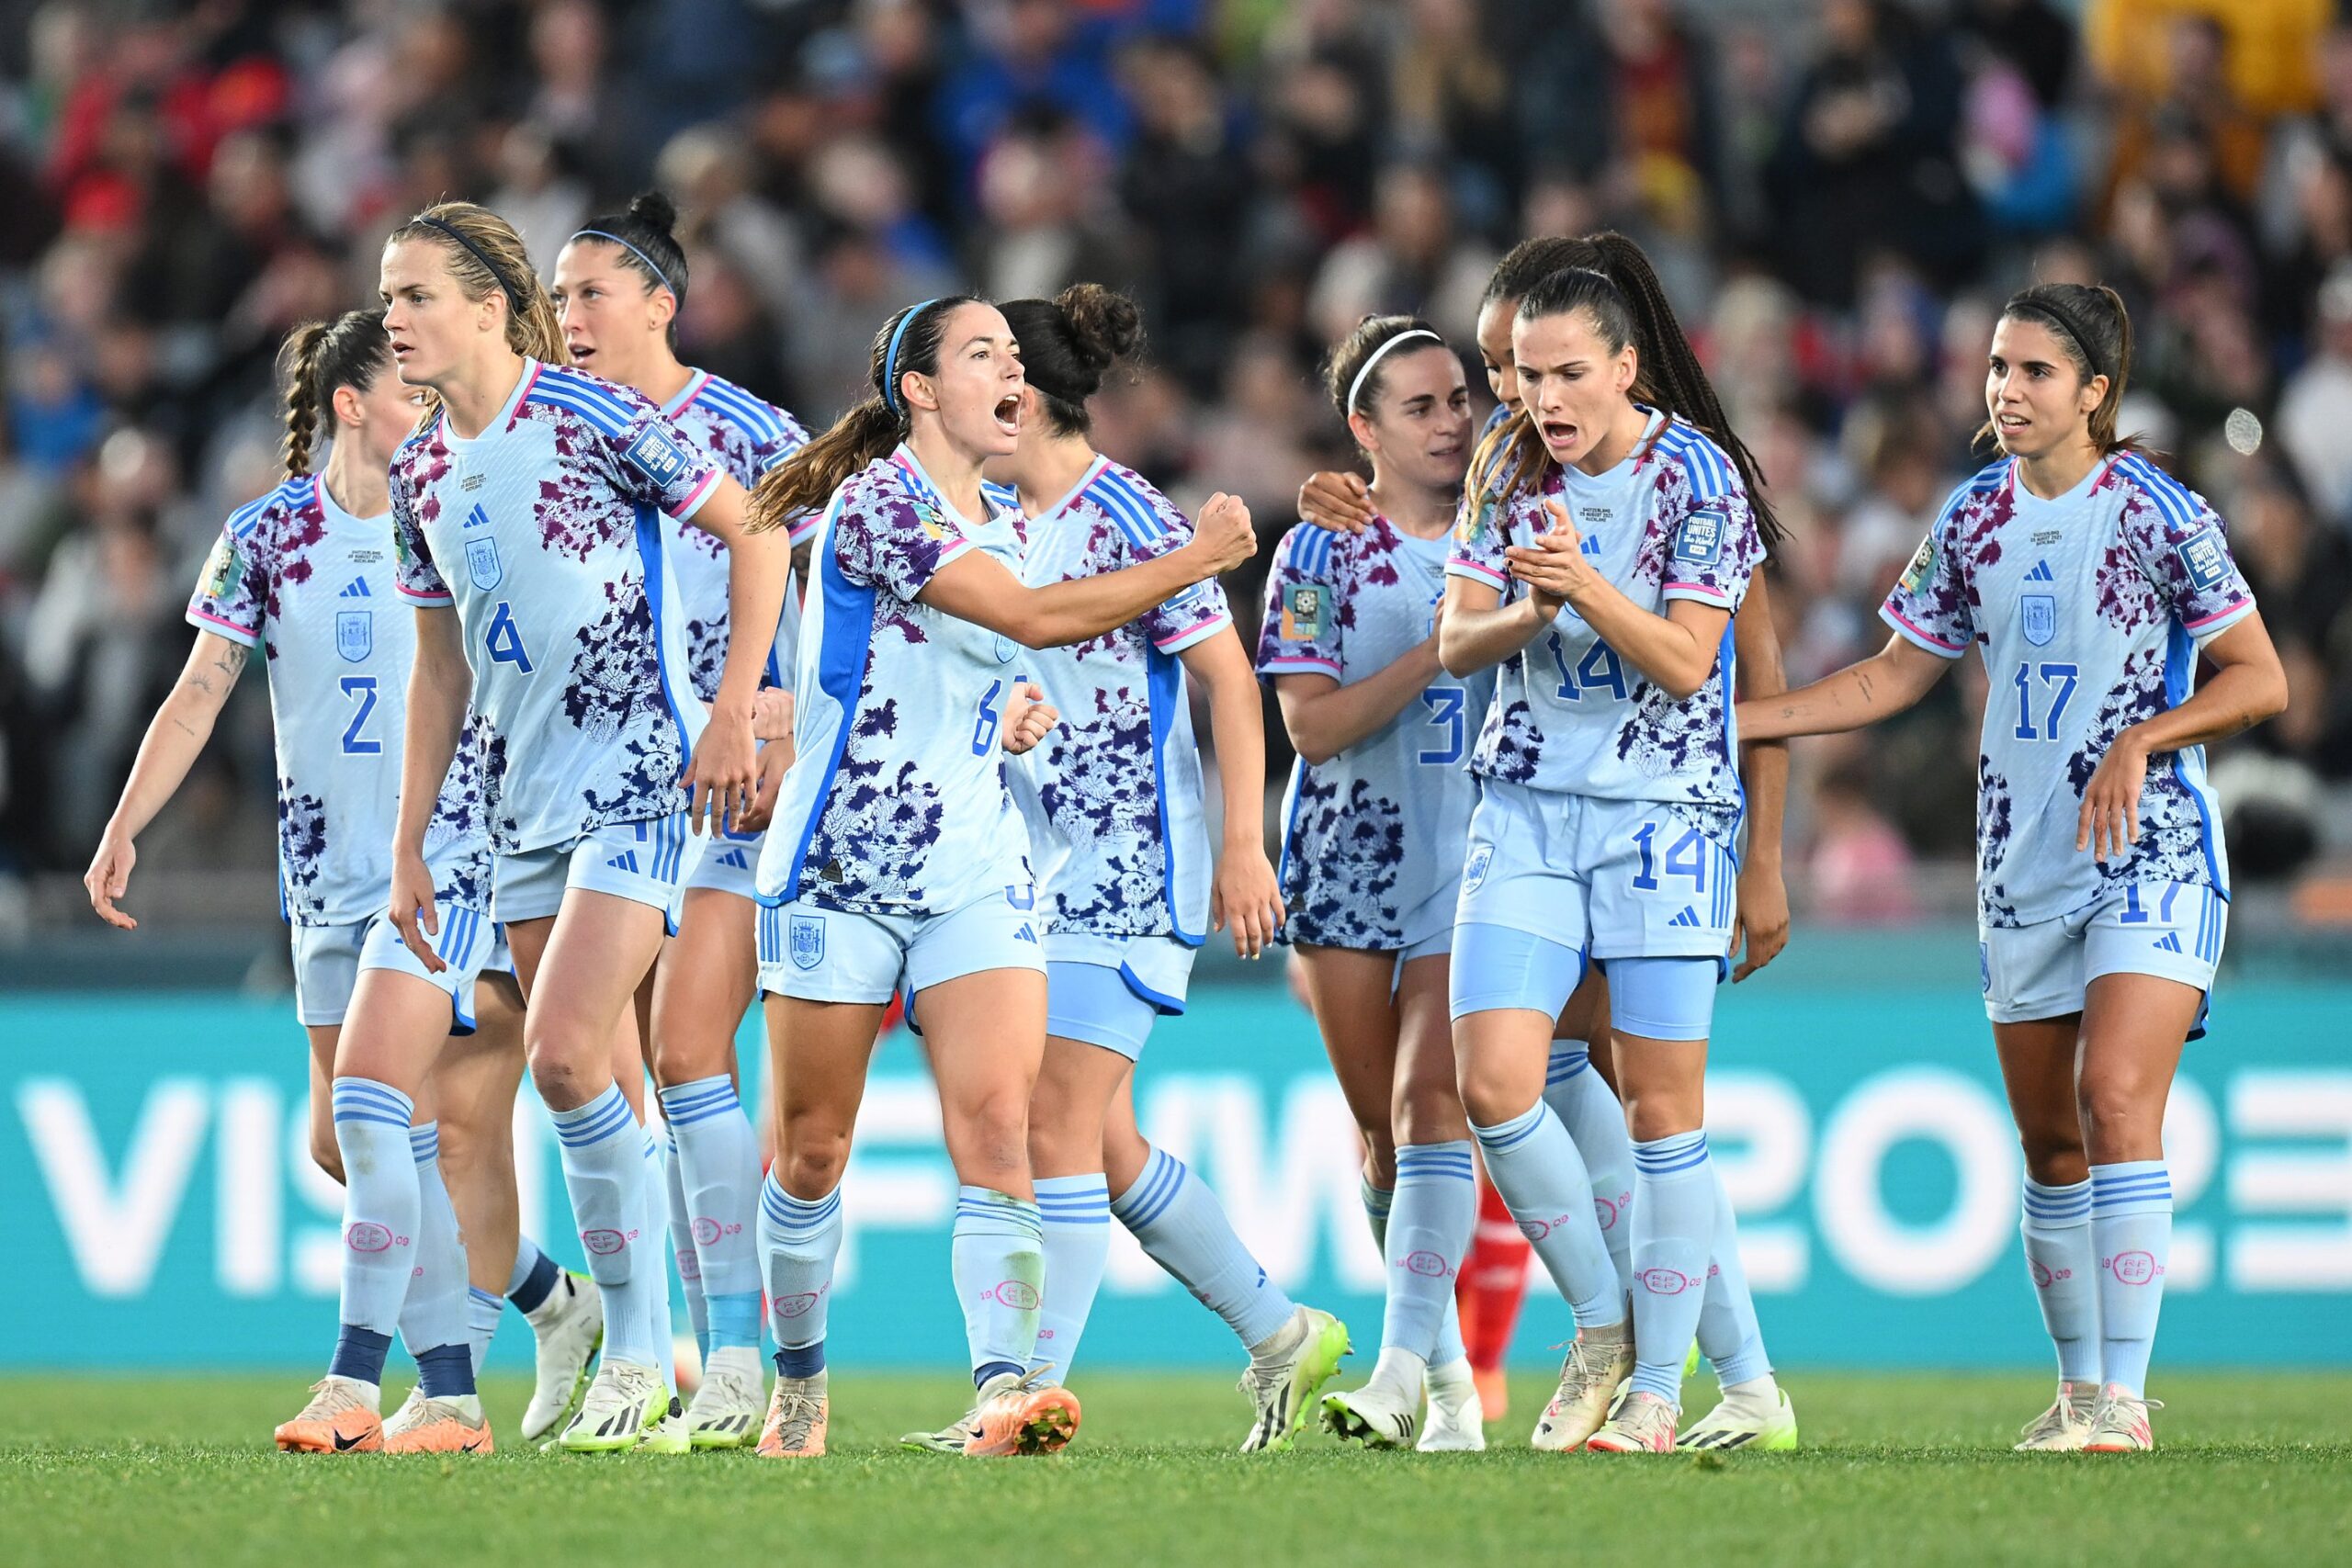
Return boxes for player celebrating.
[1741,284,2286,1452]
[967,284,1346,1456]
[1257,314,1490,1451]
[553,191,809,1449]
[1444,239,1776,1453]
[380,201,788,1454]
[742,295,1255,1459]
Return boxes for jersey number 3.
[1419,686,1466,764]
[486,602,535,674]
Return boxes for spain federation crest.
[788,914,825,971]
[2021,593,2056,647]
[466,536,503,591]
[335,609,373,662]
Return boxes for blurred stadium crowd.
[3,0,2350,929]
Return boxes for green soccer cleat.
[555,1359,665,1453]
[1240,1306,1351,1453]
[1677,1385,1799,1452]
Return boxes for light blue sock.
[757,1173,841,1375]
[1544,1043,1634,1294]
[399,1122,471,1382]
[662,1129,709,1362]
[548,1084,659,1366]
[1471,1102,1622,1329]
[659,1075,763,1355]
[953,1186,1046,1385]
[1363,1178,1469,1367]
[2022,1176,2099,1385]
[467,1286,503,1376]
[1629,1132,1715,1404]
[1114,1147,1296,1351]
[1031,1174,1110,1383]
[1386,1143,1476,1363]
[1697,1161,1771,1388]
[641,1130,676,1392]
[2091,1161,2172,1397]
[329,1077,418,1382]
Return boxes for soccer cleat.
[1678,1386,1799,1451]
[964,1370,1082,1457]
[1587,1389,1678,1452]
[1419,1359,1487,1452]
[756,1372,829,1458]
[1238,1306,1351,1453]
[637,1393,690,1455]
[684,1346,765,1449]
[520,1270,605,1444]
[1319,1381,1421,1450]
[555,1359,664,1453]
[2014,1382,2098,1452]
[899,1395,984,1454]
[274,1376,383,1454]
[1532,1322,1633,1451]
[2082,1385,2160,1453]
[382,1390,493,1455]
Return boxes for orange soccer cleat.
[275,1378,385,1454]
[963,1371,1081,1457]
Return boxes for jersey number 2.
[485,602,534,674]
[340,675,381,755]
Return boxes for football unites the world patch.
[2175,527,2231,591]
[622,424,691,486]
[1281,581,1329,641]
[1673,509,1723,567]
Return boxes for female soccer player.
[1302,237,1797,1448]
[968,283,1346,1457]
[379,201,789,1454]
[1741,283,2285,1452]
[1443,238,1779,1454]
[552,190,809,1449]
[1256,314,1490,1451]
[742,294,1254,1459]
[86,310,602,1454]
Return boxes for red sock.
[1456,1175,1532,1373]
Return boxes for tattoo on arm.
[170,716,198,739]
[212,645,247,679]
[1854,671,1875,708]
[184,671,216,698]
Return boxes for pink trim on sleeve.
[396,581,455,605]
[185,607,261,646]
[672,468,721,522]
[1152,612,1231,653]
[1879,604,1967,656]
[2184,596,2253,633]
[1445,558,1508,587]
[1260,655,1342,677]
[1663,580,1731,604]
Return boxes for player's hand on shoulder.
[85,828,138,931]
[1298,470,1374,534]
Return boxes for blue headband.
[414,216,523,313]
[572,229,677,299]
[883,298,944,415]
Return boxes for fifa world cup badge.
[202,536,241,601]
[1282,582,1328,641]
[1897,536,1936,596]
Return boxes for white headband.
[1347,328,1444,415]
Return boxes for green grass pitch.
[5,1372,2346,1566]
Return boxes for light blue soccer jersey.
[188,473,489,922]
[994,457,1227,947]
[1258,516,1493,949]
[759,447,1032,915]
[1446,412,1760,845]
[391,360,721,856]
[660,368,811,699]
[1881,453,2256,928]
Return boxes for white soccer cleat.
[637,1392,690,1455]
[1238,1306,1351,1454]
[1419,1358,1487,1452]
[1587,1389,1679,1452]
[683,1347,765,1450]
[1678,1385,1799,1451]
[2082,1385,2160,1453]
[520,1270,605,1444]
[2014,1382,2098,1452]
[1319,1380,1421,1450]
[555,1358,665,1453]
[1532,1321,1633,1451]
[899,1393,984,1454]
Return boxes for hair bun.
[626,189,680,240]
[1055,282,1143,377]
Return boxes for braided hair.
[277,310,392,478]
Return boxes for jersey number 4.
[2011,660,2079,742]
[339,675,381,755]
[485,602,535,674]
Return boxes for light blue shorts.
[494,811,697,934]
[1982,881,2224,1036]
[1396,880,1457,965]
[1448,927,1717,1038]
[755,881,1046,1004]
[288,919,370,1027]
[1456,780,1737,964]
[356,902,506,1035]
[686,821,764,900]
[1046,961,1161,1060]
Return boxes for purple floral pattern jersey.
[188,474,489,923]
[1881,454,2256,927]
[1259,516,1493,949]
[391,360,721,856]
[660,369,811,700]
[758,448,1032,915]
[996,458,1227,942]
[1445,412,1760,845]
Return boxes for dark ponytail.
[1482,235,1590,310]
[1980,283,2143,458]
[999,282,1143,437]
[572,189,691,349]
[1477,231,1785,547]
[751,294,980,532]
[277,310,392,478]
[1322,313,1447,432]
